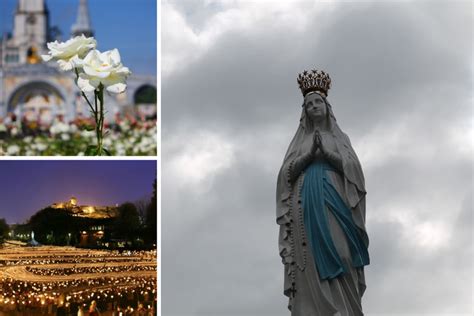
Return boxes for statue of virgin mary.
[276,70,370,315]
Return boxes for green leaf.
[102,148,112,156]
[80,124,95,132]
[85,145,98,156]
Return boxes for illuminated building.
[51,196,118,219]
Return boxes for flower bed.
[0,118,156,156]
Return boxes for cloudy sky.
[161,1,472,315]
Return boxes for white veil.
[276,97,368,258]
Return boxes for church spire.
[71,0,94,38]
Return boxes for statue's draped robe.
[276,101,369,316]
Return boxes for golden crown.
[297,69,331,97]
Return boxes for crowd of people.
[0,277,156,315]
[0,248,157,315]
[0,112,157,156]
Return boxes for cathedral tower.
[71,0,94,38]
[13,0,50,64]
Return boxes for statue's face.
[304,92,326,122]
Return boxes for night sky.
[0,160,156,224]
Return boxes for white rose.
[36,143,47,151]
[42,35,97,71]
[119,121,130,130]
[11,127,18,136]
[7,145,20,155]
[70,124,78,133]
[115,143,126,156]
[77,49,131,94]
[103,138,112,147]
[50,122,69,135]
[80,130,94,138]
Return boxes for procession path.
[0,244,157,283]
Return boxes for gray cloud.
[162,1,473,315]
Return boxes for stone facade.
[0,0,156,122]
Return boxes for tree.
[26,207,99,246]
[0,219,9,245]
[28,207,75,244]
[135,196,150,225]
[134,85,157,104]
[113,202,140,240]
[145,179,157,245]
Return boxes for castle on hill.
[51,196,118,219]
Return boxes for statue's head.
[298,69,332,129]
[304,91,328,123]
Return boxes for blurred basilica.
[0,0,156,124]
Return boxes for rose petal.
[57,59,73,71]
[108,49,121,64]
[70,55,84,68]
[106,82,127,94]
[84,65,111,78]
[77,76,96,92]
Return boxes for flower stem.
[74,68,96,116]
[75,69,106,156]
[94,84,105,156]
[92,90,102,156]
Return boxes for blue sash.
[301,162,369,280]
